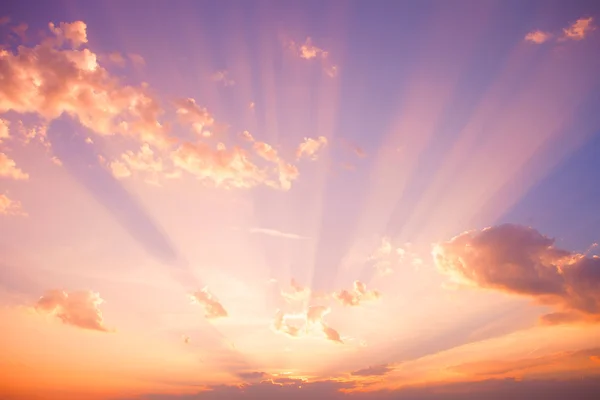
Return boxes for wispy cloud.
[248,227,308,240]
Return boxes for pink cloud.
[524,30,552,44]
[296,136,328,160]
[0,193,26,216]
[190,289,228,319]
[35,289,111,332]
[561,17,595,41]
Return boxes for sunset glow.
[1,1,600,399]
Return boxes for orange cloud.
[253,141,279,163]
[109,144,166,182]
[190,288,228,319]
[334,280,381,307]
[561,17,595,41]
[0,21,171,148]
[0,152,28,180]
[296,136,328,160]
[434,224,600,324]
[35,289,111,332]
[174,98,215,136]
[171,141,267,189]
[107,52,126,67]
[249,228,308,240]
[524,30,552,44]
[0,193,26,216]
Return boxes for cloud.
[0,16,9,25]
[296,136,328,160]
[248,227,308,240]
[334,280,381,307]
[433,224,600,324]
[0,20,172,148]
[35,289,111,332]
[253,142,279,163]
[285,37,339,78]
[128,53,145,66]
[109,143,167,182]
[190,288,228,319]
[48,21,88,48]
[174,98,215,136]
[0,118,9,142]
[273,305,342,343]
[524,30,552,44]
[281,279,312,303]
[237,371,269,382]
[0,193,26,216]
[171,141,267,189]
[182,335,190,344]
[0,153,29,180]
[368,238,423,275]
[561,17,595,41]
[211,70,235,87]
[107,52,126,67]
[350,364,394,377]
[448,347,600,379]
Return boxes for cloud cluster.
[433,224,600,324]
[0,21,171,148]
[0,19,305,191]
[211,70,235,87]
[525,17,595,44]
[190,288,228,319]
[35,289,111,332]
[334,280,381,307]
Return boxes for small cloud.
[249,228,307,240]
[240,130,254,142]
[190,288,228,319]
[285,37,338,78]
[50,156,62,166]
[333,280,381,307]
[107,52,126,67]
[0,194,26,216]
[296,136,328,160]
[182,335,190,344]
[0,16,10,25]
[211,70,235,87]
[253,142,279,163]
[322,324,343,343]
[237,371,269,382]
[11,23,28,41]
[128,53,145,66]
[351,364,394,376]
[561,17,595,41]
[85,137,94,144]
[249,102,255,111]
[35,289,111,332]
[524,30,552,44]
[0,119,10,143]
[0,153,29,180]
[324,64,338,78]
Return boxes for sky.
[1,0,600,399]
